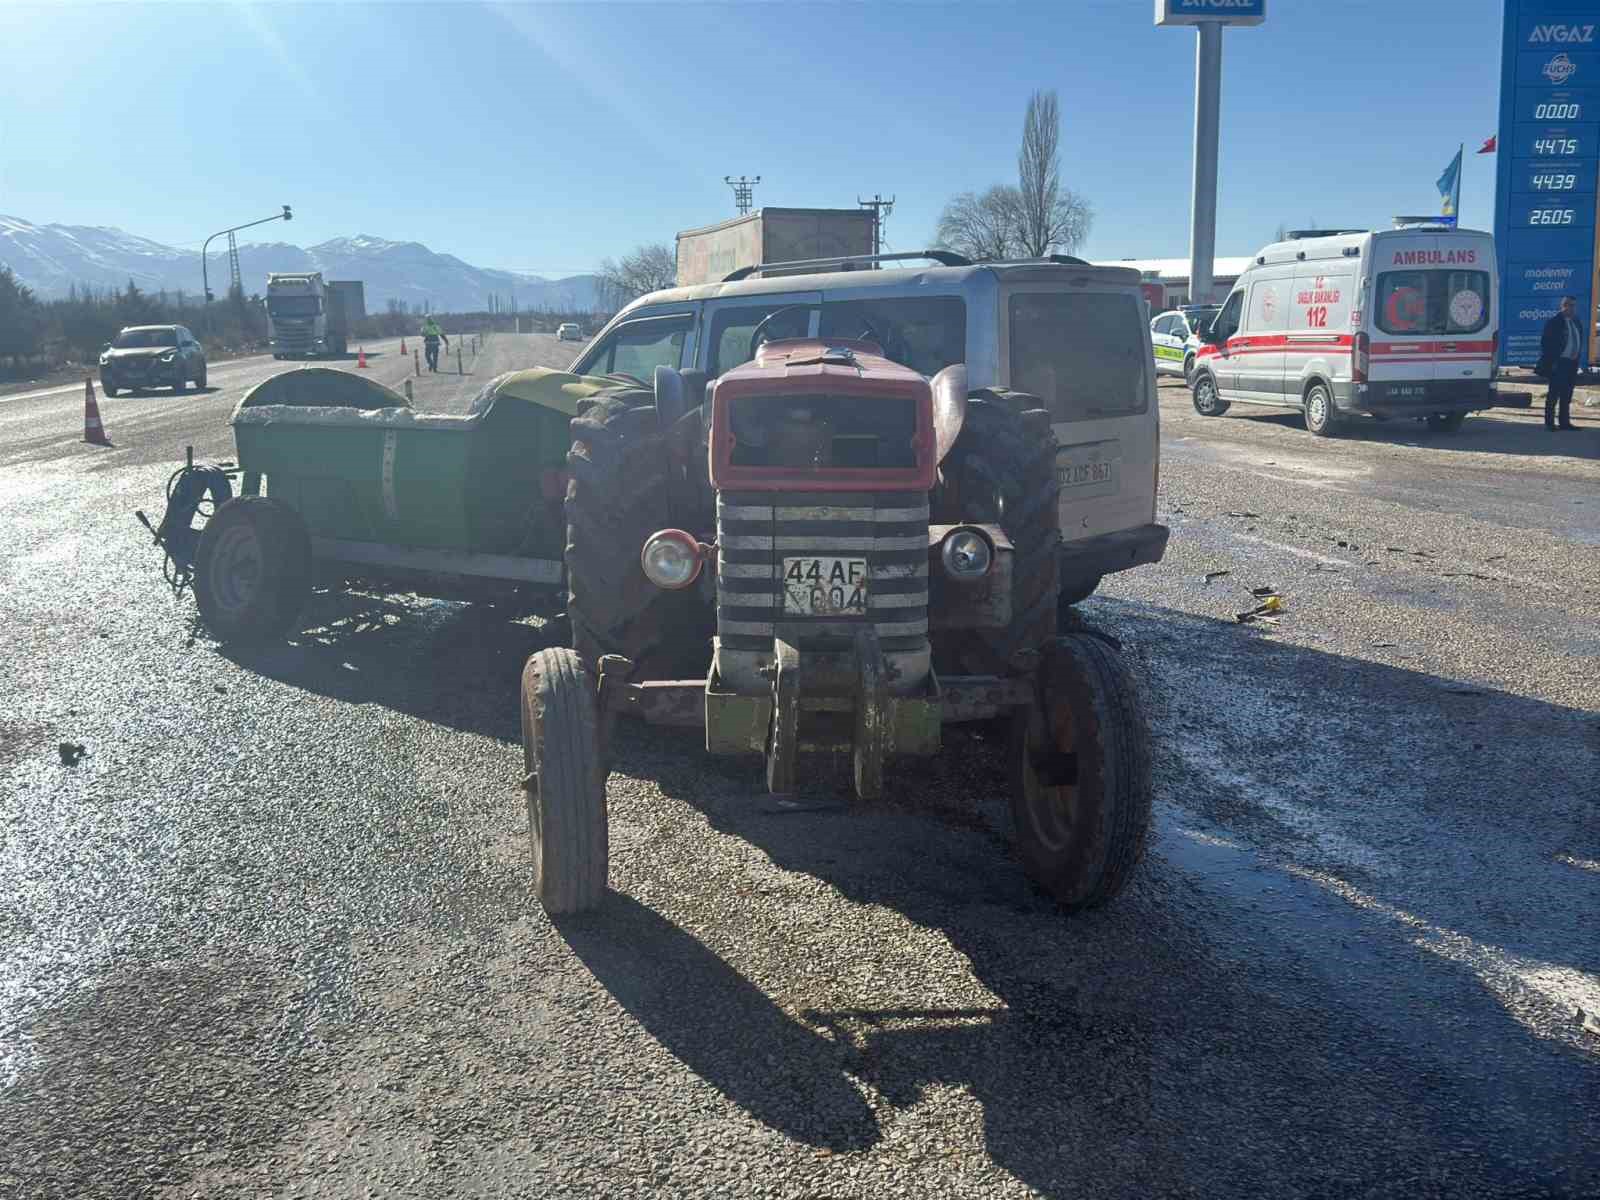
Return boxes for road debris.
[1236,595,1284,624]
[1204,570,1231,584]
[1250,585,1279,598]
[57,742,87,766]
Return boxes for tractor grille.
[716,490,930,653]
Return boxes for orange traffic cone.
[83,375,111,446]
[400,337,407,355]
[358,346,368,368]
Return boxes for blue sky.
[5,1,1505,276]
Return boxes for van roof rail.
[1285,229,1365,240]
[722,250,972,282]
[972,253,1092,267]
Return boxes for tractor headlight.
[640,529,704,589]
[939,527,993,579]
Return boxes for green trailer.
[147,367,613,642]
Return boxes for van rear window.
[1376,270,1490,336]
[1008,293,1148,422]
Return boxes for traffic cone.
[82,375,111,446]
[358,346,368,368]
[400,337,407,355]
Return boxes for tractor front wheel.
[192,496,312,644]
[521,647,608,914]
[1010,633,1152,910]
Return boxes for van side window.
[708,304,812,375]
[1289,272,1353,332]
[579,315,690,380]
[1245,280,1283,332]
[818,296,966,378]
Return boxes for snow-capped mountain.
[0,216,601,312]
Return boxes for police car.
[1150,305,1218,383]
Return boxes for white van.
[1189,227,1498,435]
[571,252,1168,604]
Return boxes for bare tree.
[1015,89,1093,257]
[934,185,1025,262]
[934,91,1093,262]
[596,243,677,308]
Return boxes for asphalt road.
[1,358,1596,1198]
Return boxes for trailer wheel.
[565,390,711,678]
[935,391,1060,671]
[1304,381,1339,437]
[521,647,607,914]
[192,496,312,643]
[1010,634,1151,911]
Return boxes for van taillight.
[1353,332,1370,383]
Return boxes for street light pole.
[202,205,293,334]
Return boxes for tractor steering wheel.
[746,305,813,362]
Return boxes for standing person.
[1535,295,1585,432]
[421,316,450,374]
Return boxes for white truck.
[265,273,365,358]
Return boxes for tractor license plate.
[782,557,868,616]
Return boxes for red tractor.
[522,335,1151,914]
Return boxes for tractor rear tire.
[1010,633,1152,911]
[521,647,607,914]
[565,390,711,678]
[192,496,312,644]
[935,390,1060,672]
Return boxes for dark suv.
[100,325,207,395]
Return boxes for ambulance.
[1188,226,1498,436]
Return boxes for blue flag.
[1436,146,1463,218]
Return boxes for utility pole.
[725,175,761,216]
[858,194,895,256]
[226,232,242,295]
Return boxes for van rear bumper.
[1338,379,1495,417]
[1060,523,1169,588]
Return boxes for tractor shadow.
[594,602,1598,1193]
[552,893,879,1153]
[220,588,564,742]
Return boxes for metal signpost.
[1156,0,1265,305]
[1493,1,1599,368]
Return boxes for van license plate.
[1060,461,1114,488]
[782,557,868,616]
